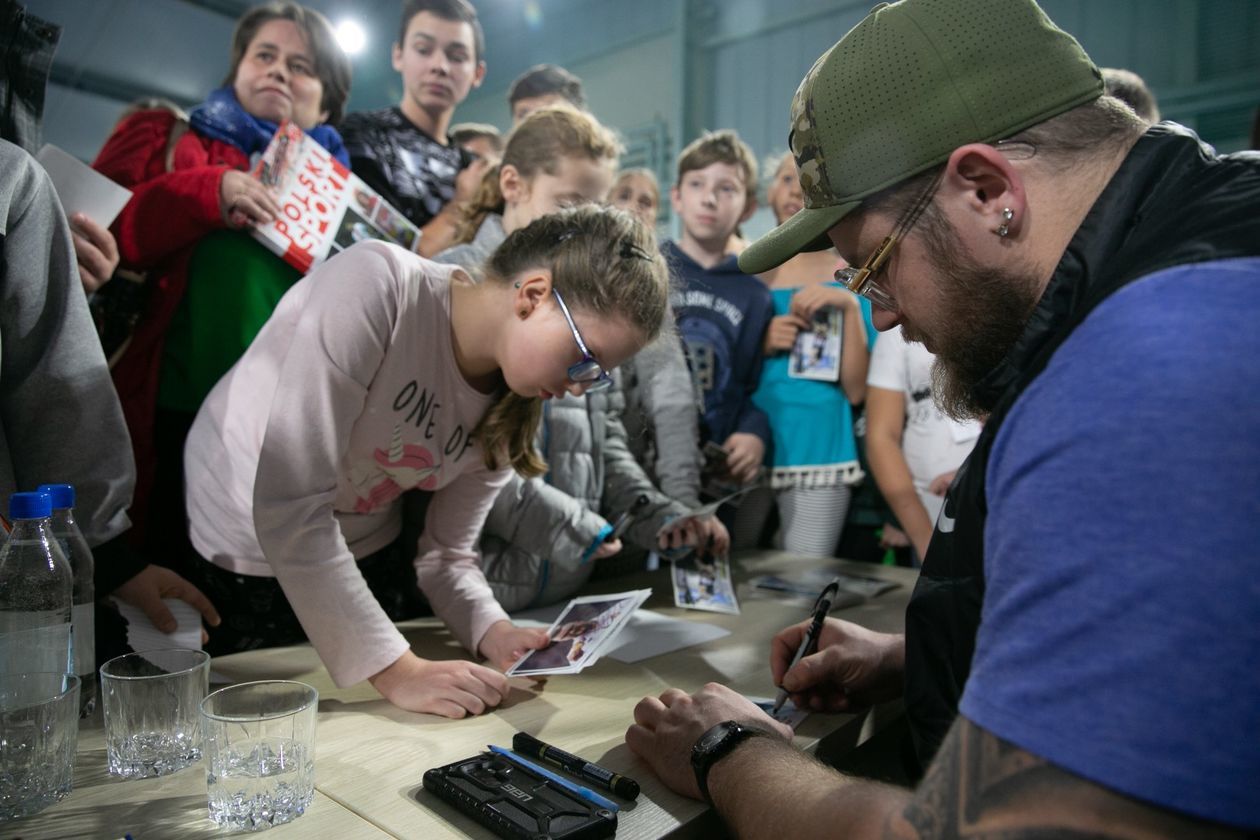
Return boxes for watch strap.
[691,720,768,805]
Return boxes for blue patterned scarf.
[188,87,348,166]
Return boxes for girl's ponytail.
[453,162,505,247]
[474,390,545,477]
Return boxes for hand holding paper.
[69,214,120,292]
[506,590,650,677]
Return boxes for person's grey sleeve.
[0,140,135,548]
[481,470,607,567]
[631,331,704,508]
[598,384,688,551]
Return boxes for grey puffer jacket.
[433,213,505,277]
[618,329,703,509]
[480,380,687,611]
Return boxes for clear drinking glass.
[100,648,210,778]
[201,680,318,832]
[0,672,80,820]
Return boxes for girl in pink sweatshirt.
[184,205,669,717]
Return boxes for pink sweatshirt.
[185,241,513,687]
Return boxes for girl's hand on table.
[478,620,551,672]
[369,650,510,717]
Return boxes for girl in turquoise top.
[735,153,875,556]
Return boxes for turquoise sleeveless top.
[751,282,876,488]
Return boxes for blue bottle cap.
[36,483,75,509]
[9,491,52,520]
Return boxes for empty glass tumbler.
[100,648,210,778]
[201,680,318,832]
[0,672,80,820]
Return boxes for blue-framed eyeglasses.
[552,288,613,391]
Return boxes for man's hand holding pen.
[770,617,905,713]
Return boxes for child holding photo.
[183,205,670,717]
[434,108,724,610]
[664,130,774,490]
[735,152,876,557]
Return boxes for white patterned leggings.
[730,483,853,557]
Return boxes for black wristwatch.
[690,720,769,805]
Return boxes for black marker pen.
[512,732,641,800]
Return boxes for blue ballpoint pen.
[487,745,620,812]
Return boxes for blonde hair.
[454,106,622,244]
[474,205,670,477]
[611,167,660,206]
[675,129,758,206]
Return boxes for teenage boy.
[664,130,773,487]
[339,0,486,256]
[508,64,585,125]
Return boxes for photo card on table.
[506,589,651,677]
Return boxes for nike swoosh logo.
[936,495,956,534]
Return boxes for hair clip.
[619,240,652,261]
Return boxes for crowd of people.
[1,0,1256,835]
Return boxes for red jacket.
[92,108,247,545]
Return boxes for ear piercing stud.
[996,207,1014,237]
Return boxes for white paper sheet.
[116,598,203,654]
[37,144,132,227]
[601,609,730,663]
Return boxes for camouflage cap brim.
[738,200,858,275]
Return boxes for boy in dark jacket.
[664,130,773,486]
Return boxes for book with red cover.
[250,120,421,273]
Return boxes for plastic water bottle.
[0,491,73,677]
[38,484,96,717]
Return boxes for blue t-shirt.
[752,284,876,482]
[960,258,1260,829]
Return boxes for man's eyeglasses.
[835,140,1036,311]
[834,170,943,312]
[552,288,613,392]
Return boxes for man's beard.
[914,214,1043,421]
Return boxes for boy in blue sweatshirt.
[664,130,774,486]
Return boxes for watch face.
[700,725,730,750]
[697,725,730,753]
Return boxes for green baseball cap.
[739,0,1103,275]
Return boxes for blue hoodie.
[662,240,773,447]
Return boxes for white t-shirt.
[185,241,513,687]
[866,329,980,523]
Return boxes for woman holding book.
[91,2,350,565]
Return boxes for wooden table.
[5,552,916,839]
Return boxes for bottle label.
[72,602,95,676]
[0,615,73,674]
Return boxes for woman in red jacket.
[92,1,350,564]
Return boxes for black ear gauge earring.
[514,281,521,288]
[996,207,1014,237]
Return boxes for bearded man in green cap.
[625,0,1260,835]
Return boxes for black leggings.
[189,536,432,657]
